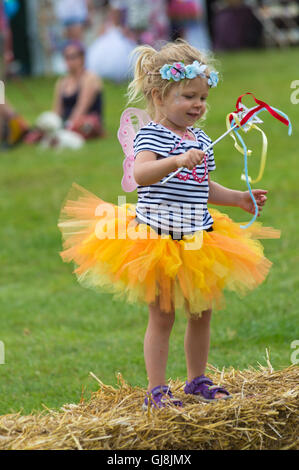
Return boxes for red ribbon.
[229,92,289,128]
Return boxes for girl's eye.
[184,95,193,99]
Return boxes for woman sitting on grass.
[24,40,105,145]
[52,40,105,139]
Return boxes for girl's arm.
[208,176,243,207]
[208,175,268,216]
[134,151,179,186]
[134,148,205,186]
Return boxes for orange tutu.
[57,182,281,316]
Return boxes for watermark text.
[290,80,299,104]
[290,340,299,364]
[0,81,4,104]
[0,341,4,364]
[93,196,206,250]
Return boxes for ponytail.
[126,45,157,107]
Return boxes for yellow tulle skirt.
[57,182,281,316]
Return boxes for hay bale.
[0,363,298,450]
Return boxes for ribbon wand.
[161,104,264,185]
[160,93,292,229]
[161,122,241,185]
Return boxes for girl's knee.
[189,308,212,325]
[149,304,175,330]
[158,313,175,331]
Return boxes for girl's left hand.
[239,189,268,217]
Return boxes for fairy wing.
[117,107,151,192]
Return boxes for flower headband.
[148,60,219,87]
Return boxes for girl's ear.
[151,88,163,106]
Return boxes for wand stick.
[162,123,239,185]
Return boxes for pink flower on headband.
[160,62,186,81]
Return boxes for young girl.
[57,39,281,409]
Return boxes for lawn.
[0,47,298,415]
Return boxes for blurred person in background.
[0,101,29,149]
[54,0,92,41]
[106,0,169,46]
[167,0,211,51]
[0,0,30,149]
[52,40,104,139]
[124,0,169,47]
[85,0,137,83]
[24,40,105,144]
[86,0,170,82]
[0,0,16,77]
[212,0,263,50]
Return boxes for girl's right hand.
[175,149,206,170]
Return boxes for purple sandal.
[142,385,183,410]
[184,375,232,403]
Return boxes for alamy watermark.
[290,80,299,104]
[290,340,299,365]
[0,81,4,104]
[93,196,206,250]
[0,340,4,364]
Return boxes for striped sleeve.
[133,128,170,159]
[198,130,216,172]
[208,147,216,172]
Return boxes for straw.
[0,360,298,450]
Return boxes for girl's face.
[157,77,209,130]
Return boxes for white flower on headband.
[159,60,219,87]
[185,60,207,79]
[207,71,219,88]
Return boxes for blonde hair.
[126,39,218,120]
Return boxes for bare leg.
[144,297,175,392]
[184,308,226,398]
[184,308,212,382]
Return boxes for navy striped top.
[133,121,216,234]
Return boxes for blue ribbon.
[230,106,292,229]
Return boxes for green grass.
[1,47,298,415]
